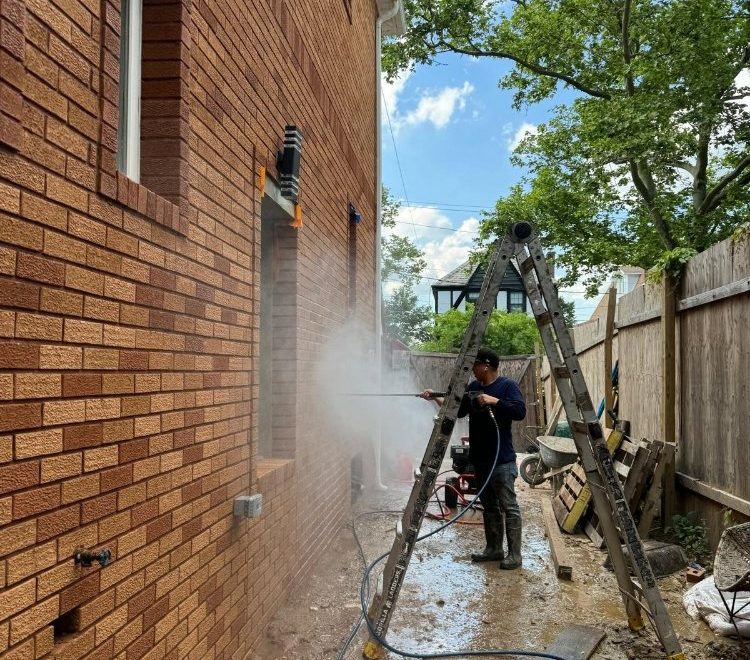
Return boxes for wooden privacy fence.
[542,235,750,547]
[410,352,540,452]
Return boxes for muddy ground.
[249,460,747,660]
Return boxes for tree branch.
[629,160,676,249]
[621,0,635,96]
[700,153,750,213]
[692,128,710,211]
[436,39,611,99]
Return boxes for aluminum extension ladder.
[362,222,685,660]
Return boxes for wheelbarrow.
[520,435,579,488]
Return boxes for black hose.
[340,407,569,660]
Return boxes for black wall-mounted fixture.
[277,125,302,203]
[348,202,361,224]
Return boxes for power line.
[406,200,491,210]
[390,220,479,234]
[383,97,421,247]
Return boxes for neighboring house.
[0,1,403,659]
[588,267,646,320]
[431,261,530,314]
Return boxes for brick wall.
[0,0,379,656]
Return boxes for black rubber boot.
[471,512,505,562]
[499,520,522,569]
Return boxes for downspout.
[373,0,401,490]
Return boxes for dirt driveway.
[249,464,746,660]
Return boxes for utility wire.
[383,96,421,248]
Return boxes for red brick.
[126,628,155,660]
[141,596,169,632]
[0,461,39,495]
[0,342,39,369]
[37,504,79,541]
[100,464,132,492]
[131,499,158,526]
[0,280,39,310]
[13,484,60,520]
[81,492,117,523]
[62,374,102,397]
[0,403,42,432]
[127,584,155,620]
[119,438,148,463]
[60,571,99,615]
[15,253,65,285]
[145,513,171,543]
[63,422,103,450]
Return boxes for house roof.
[432,260,523,290]
[433,261,477,288]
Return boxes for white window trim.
[117,0,142,182]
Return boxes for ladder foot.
[362,640,383,659]
[628,614,645,631]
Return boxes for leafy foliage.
[419,306,540,355]
[665,513,710,564]
[385,0,750,289]
[381,188,432,345]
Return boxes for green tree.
[384,0,750,291]
[381,188,432,344]
[420,307,539,355]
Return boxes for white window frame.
[117,0,142,182]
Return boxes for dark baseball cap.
[475,347,500,368]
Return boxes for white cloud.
[382,73,475,133]
[384,205,479,307]
[507,122,538,152]
[403,82,474,130]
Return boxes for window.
[509,291,525,313]
[436,290,451,313]
[496,291,508,311]
[99,0,190,233]
[465,291,479,303]
[117,0,142,181]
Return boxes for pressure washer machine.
[444,437,478,508]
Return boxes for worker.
[420,347,526,569]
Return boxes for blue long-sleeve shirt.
[458,377,526,467]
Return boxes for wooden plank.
[662,274,676,523]
[552,495,569,527]
[678,277,750,312]
[620,439,639,456]
[545,398,563,436]
[545,625,605,660]
[638,443,668,537]
[614,461,630,480]
[535,342,546,430]
[584,518,605,548]
[676,472,750,517]
[542,498,573,580]
[604,286,617,428]
[615,307,661,330]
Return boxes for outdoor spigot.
[74,547,112,568]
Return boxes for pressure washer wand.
[344,392,446,398]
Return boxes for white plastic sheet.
[683,575,750,638]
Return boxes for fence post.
[534,341,546,430]
[604,286,617,429]
[661,272,677,524]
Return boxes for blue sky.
[381,52,607,321]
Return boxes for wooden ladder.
[362,222,685,660]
